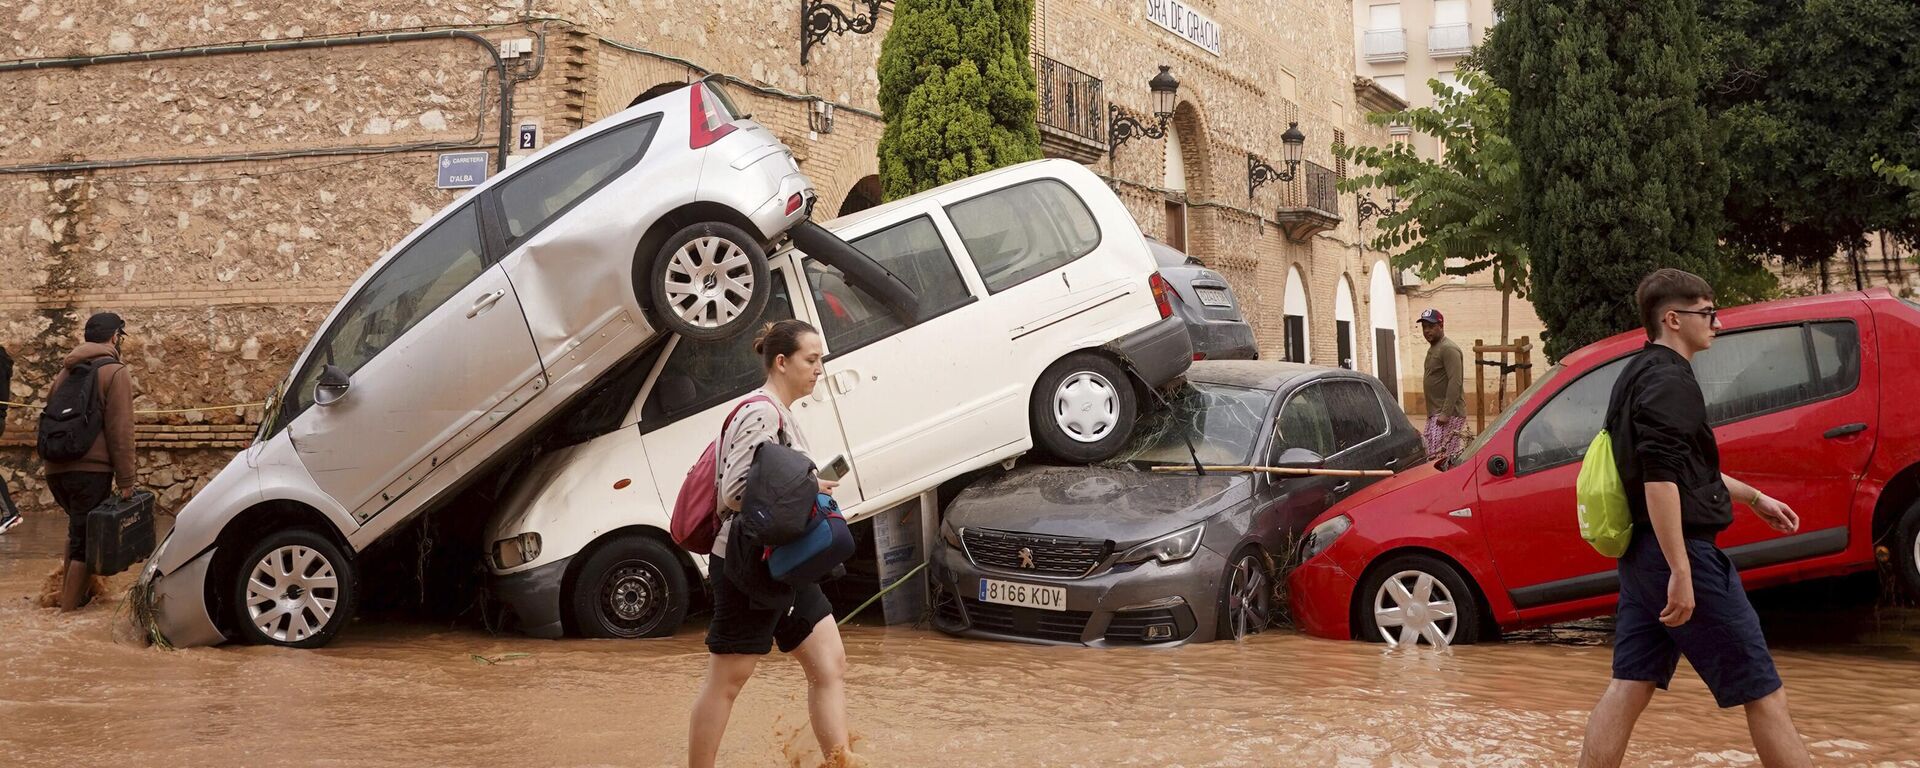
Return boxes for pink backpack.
[670,395,780,554]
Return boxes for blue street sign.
[436,151,491,189]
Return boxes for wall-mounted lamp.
[801,0,886,65]
[1108,65,1180,159]
[1357,192,1402,224]
[1247,122,1308,199]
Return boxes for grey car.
[931,361,1424,646]
[1150,239,1257,360]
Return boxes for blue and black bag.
[768,493,855,586]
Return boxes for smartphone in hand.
[819,454,851,482]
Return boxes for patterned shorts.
[1423,416,1470,461]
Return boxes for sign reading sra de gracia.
[1145,0,1223,56]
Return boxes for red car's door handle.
[1823,423,1867,439]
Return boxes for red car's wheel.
[1355,554,1481,647]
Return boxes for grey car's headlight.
[492,532,543,570]
[1301,515,1352,561]
[1118,525,1203,565]
[940,519,963,549]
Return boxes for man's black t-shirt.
[1605,343,1734,540]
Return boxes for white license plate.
[1196,287,1233,307]
[978,578,1067,612]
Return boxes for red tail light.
[1150,273,1175,319]
[1193,352,1207,361]
[688,84,737,149]
[785,193,804,216]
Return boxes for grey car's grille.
[959,598,1091,643]
[962,528,1110,576]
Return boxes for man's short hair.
[1635,268,1714,340]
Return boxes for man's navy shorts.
[1613,530,1782,708]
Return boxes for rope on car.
[836,561,928,627]
[0,399,265,416]
[1150,465,1396,478]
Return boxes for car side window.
[496,117,660,246]
[1326,380,1389,454]
[1274,384,1338,459]
[944,179,1101,293]
[640,274,796,430]
[802,215,971,355]
[1514,357,1630,474]
[1808,321,1861,398]
[1694,324,1850,425]
[284,204,487,419]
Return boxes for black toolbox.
[86,489,156,576]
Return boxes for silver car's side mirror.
[315,364,352,407]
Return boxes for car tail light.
[1150,273,1175,319]
[785,193,804,215]
[688,84,737,149]
[1193,352,1207,361]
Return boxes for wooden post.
[1474,338,1486,431]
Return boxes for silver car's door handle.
[467,289,507,319]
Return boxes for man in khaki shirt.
[1419,309,1468,461]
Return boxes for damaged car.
[482,159,1196,639]
[136,78,915,649]
[929,361,1424,647]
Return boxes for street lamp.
[1247,121,1308,199]
[1357,192,1402,225]
[1109,65,1180,159]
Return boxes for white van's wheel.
[646,221,771,342]
[1030,352,1137,464]
[231,529,355,649]
[570,536,689,639]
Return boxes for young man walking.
[1418,309,1467,461]
[42,312,139,611]
[1579,270,1810,768]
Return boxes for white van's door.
[636,258,866,510]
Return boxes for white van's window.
[946,179,1101,293]
[497,117,659,246]
[640,277,796,428]
[803,215,971,355]
[284,205,486,418]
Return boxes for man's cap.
[1417,308,1445,325]
[83,312,128,342]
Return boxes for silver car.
[1149,239,1257,360]
[135,79,908,649]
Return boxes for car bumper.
[929,541,1226,647]
[495,555,572,639]
[745,169,816,242]
[1287,556,1359,640]
[1106,314,1195,389]
[1186,318,1258,361]
[138,545,228,648]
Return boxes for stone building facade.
[1,0,1408,515]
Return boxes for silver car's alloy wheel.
[1053,371,1119,444]
[1373,569,1458,648]
[663,235,755,329]
[1226,554,1272,640]
[245,545,340,644]
[601,560,671,637]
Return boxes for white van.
[484,159,1193,638]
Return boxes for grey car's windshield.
[1111,383,1275,467]
[1452,363,1565,467]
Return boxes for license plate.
[1196,287,1233,307]
[978,578,1067,611]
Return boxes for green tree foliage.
[876,0,1042,201]
[1486,0,1727,361]
[1339,70,1528,343]
[1702,0,1920,267]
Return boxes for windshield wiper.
[1140,386,1205,476]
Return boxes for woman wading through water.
[688,319,860,767]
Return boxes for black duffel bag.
[734,441,819,547]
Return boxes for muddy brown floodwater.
[3,513,1918,767]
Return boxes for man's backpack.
[669,395,779,555]
[1575,361,1652,558]
[36,357,117,464]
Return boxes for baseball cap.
[83,312,128,342]
[1417,308,1444,325]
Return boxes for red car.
[1288,289,1920,647]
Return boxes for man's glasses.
[1671,308,1718,324]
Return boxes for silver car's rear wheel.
[231,529,355,649]
[646,221,771,342]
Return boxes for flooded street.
[4,514,1918,767]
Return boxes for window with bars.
[1333,129,1347,179]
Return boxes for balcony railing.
[1428,22,1474,56]
[1363,28,1407,62]
[1304,160,1339,215]
[1034,53,1105,146]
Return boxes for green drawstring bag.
[1576,428,1632,557]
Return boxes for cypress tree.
[1486,0,1727,361]
[876,0,1042,201]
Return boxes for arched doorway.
[1369,261,1402,401]
[1335,275,1358,370]
[838,175,882,217]
[1283,266,1311,364]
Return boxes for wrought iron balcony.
[1363,28,1407,63]
[1275,160,1343,243]
[1428,22,1474,56]
[1034,53,1106,163]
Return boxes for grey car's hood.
[946,465,1252,544]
